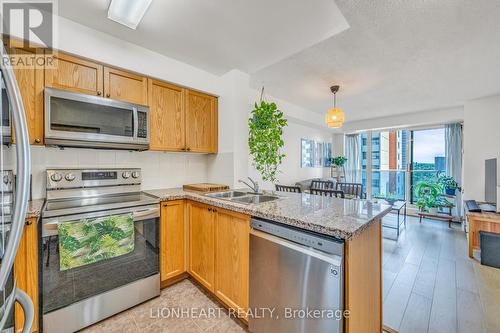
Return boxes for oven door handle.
[42,205,160,226]
[133,206,159,221]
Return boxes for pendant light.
[325,85,345,128]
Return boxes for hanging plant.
[248,88,288,182]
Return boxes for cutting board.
[183,183,230,192]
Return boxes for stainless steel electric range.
[41,168,160,333]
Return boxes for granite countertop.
[145,188,392,240]
[26,199,45,219]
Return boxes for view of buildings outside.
[360,128,445,202]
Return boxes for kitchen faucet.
[239,177,260,193]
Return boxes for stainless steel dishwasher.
[249,218,344,333]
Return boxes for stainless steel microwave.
[44,88,149,150]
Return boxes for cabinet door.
[189,201,215,291]
[148,80,185,151]
[185,90,218,153]
[160,200,186,283]
[14,218,38,333]
[215,208,250,315]
[9,47,44,145]
[45,52,103,96]
[104,66,148,105]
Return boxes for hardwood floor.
[382,214,499,333]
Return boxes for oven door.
[41,204,159,315]
[44,87,149,150]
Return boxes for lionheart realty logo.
[1,0,58,68]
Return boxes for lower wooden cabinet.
[14,218,38,333]
[163,200,250,317]
[160,200,187,285]
[214,208,249,315]
[188,201,216,291]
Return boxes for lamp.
[325,85,345,128]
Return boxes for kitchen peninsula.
[146,188,391,333]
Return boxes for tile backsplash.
[5,146,210,199]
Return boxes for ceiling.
[58,0,500,123]
[252,0,500,122]
[57,0,348,74]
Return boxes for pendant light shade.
[325,107,345,128]
[325,85,345,128]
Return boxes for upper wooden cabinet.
[104,66,148,105]
[160,200,186,284]
[14,218,39,333]
[188,201,216,292]
[45,52,103,96]
[185,90,218,153]
[9,47,44,145]
[214,208,250,316]
[149,79,185,151]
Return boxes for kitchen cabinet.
[9,47,44,145]
[214,208,249,316]
[185,90,218,153]
[104,66,148,105]
[14,218,38,333]
[45,52,103,96]
[188,201,215,291]
[148,80,185,151]
[160,200,187,285]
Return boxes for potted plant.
[414,180,454,213]
[329,156,347,181]
[248,92,288,183]
[437,174,461,195]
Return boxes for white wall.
[463,94,500,201]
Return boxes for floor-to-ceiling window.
[409,128,446,203]
[354,127,445,203]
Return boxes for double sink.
[204,190,280,204]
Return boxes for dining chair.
[335,182,365,199]
[310,188,345,198]
[275,184,302,193]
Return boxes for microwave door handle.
[0,44,31,291]
[133,107,138,139]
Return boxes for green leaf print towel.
[58,214,135,271]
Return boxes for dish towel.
[58,213,135,271]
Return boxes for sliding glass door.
[354,127,446,204]
[409,128,446,203]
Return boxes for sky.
[413,128,445,163]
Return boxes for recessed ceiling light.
[107,0,152,30]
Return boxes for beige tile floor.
[79,279,248,333]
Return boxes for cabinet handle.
[208,208,212,212]
[186,147,191,151]
[106,93,110,98]
[34,138,41,143]
[25,220,32,226]
[97,91,102,96]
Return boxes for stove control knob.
[65,173,76,181]
[131,171,140,179]
[50,173,63,182]
[122,171,131,179]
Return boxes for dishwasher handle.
[250,228,343,268]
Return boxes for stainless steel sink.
[230,195,279,204]
[205,191,248,198]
